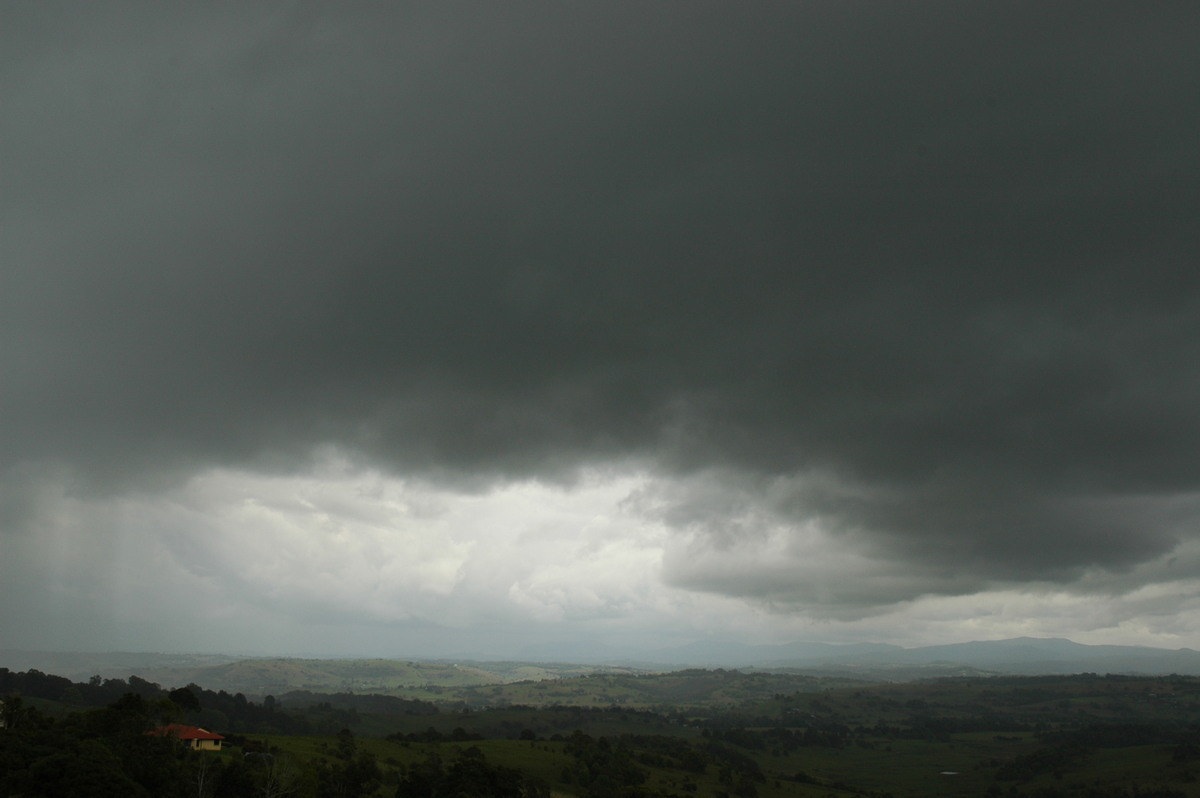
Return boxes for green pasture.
[239,720,1200,798]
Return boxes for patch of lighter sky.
[843,582,1200,650]
[127,462,721,637]
[7,453,1200,655]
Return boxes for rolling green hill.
[128,657,647,698]
[132,658,504,695]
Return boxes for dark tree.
[169,687,202,714]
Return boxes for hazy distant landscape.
[7,637,1200,699]
[7,638,1200,797]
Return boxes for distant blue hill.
[639,636,1200,675]
[647,639,902,667]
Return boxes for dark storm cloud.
[4,3,1200,607]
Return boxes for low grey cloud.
[3,2,1200,653]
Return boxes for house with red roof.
[148,724,225,751]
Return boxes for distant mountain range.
[626,636,1200,676]
[5,637,1200,689]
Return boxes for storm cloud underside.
[3,3,1200,654]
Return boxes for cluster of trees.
[702,724,847,751]
[397,748,548,798]
[0,692,270,797]
[1036,722,1197,749]
[993,741,1093,783]
[0,669,405,798]
[0,669,165,708]
[862,716,1036,741]
[0,668,303,734]
[387,726,484,743]
[992,723,1200,785]
[306,728,384,798]
[558,730,651,797]
[278,691,437,717]
[0,668,441,738]
[1,692,398,798]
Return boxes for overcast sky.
[3,2,1200,659]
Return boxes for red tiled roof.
[149,724,225,741]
